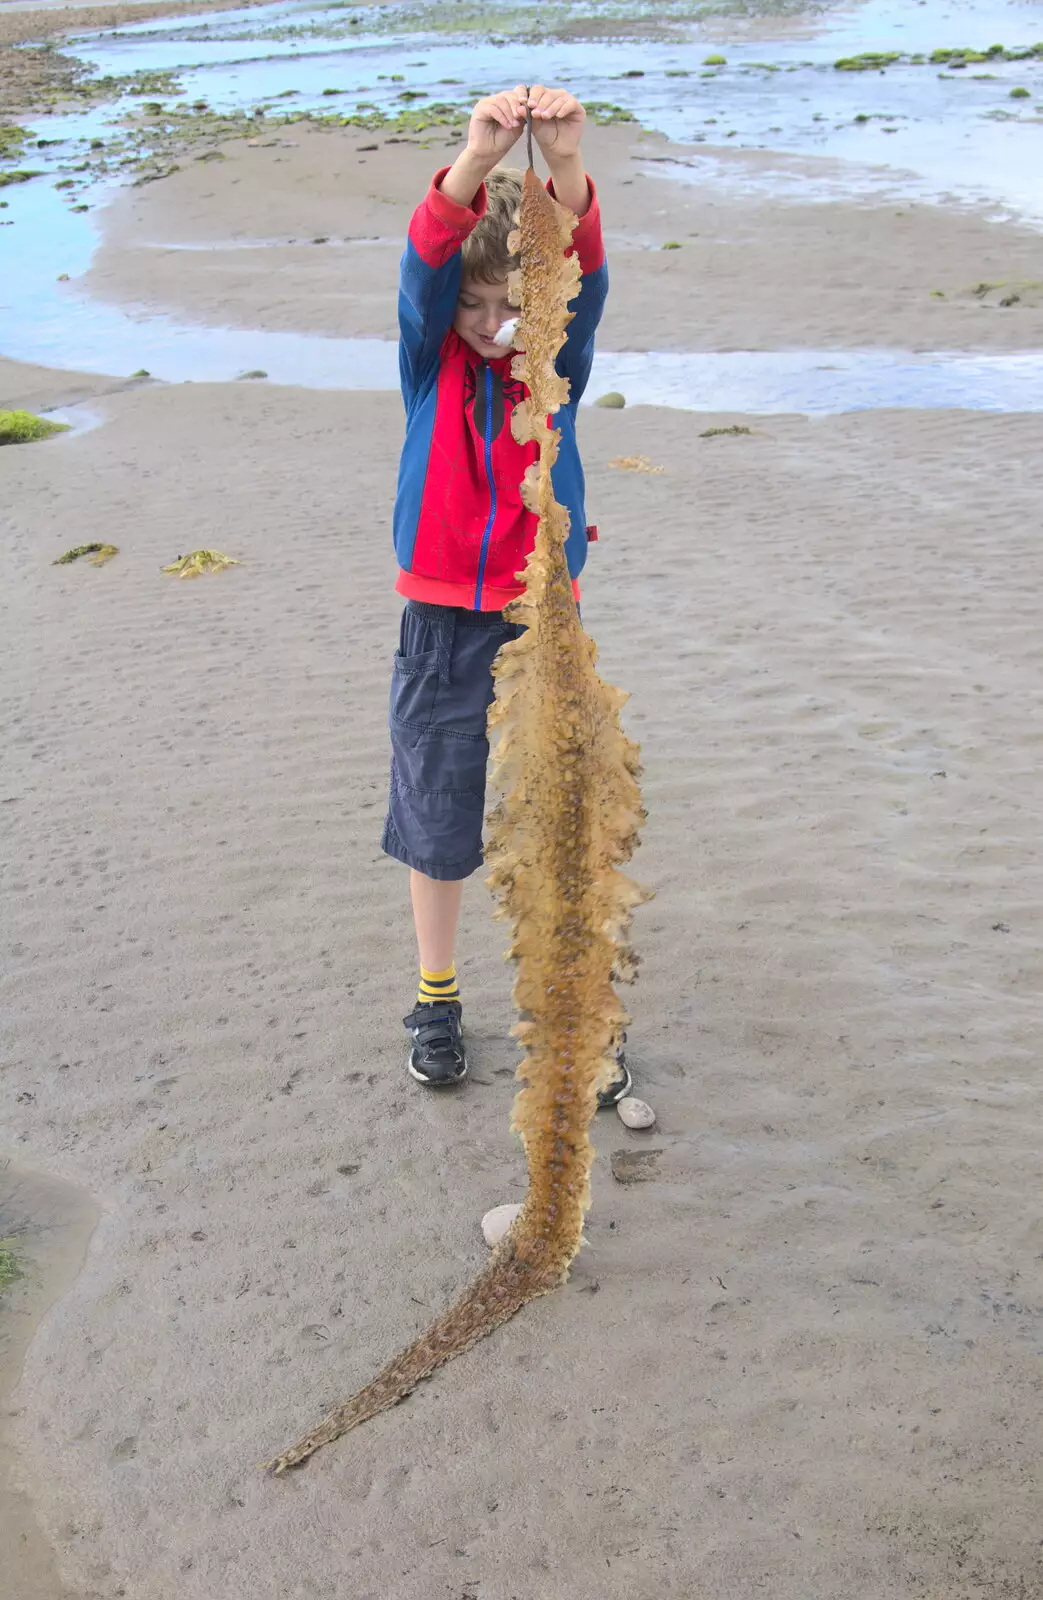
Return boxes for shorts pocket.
[390,648,439,732]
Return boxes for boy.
[382,84,631,1105]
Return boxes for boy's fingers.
[492,91,524,125]
[529,87,580,118]
[489,97,518,129]
[475,89,528,128]
[474,96,504,127]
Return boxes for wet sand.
[0,0,315,50]
[0,1165,98,1600]
[3,351,1043,1595]
[3,24,1043,1600]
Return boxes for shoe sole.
[407,1053,468,1088]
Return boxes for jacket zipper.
[472,361,497,609]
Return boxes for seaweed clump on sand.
[0,409,69,444]
[0,1238,25,1293]
[162,550,239,577]
[263,148,647,1479]
[53,543,118,566]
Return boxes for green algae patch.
[583,101,636,124]
[0,409,70,445]
[701,424,753,438]
[0,124,32,160]
[0,1239,25,1294]
[53,543,119,566]
[831,41,1042,75]
[0,168,42,188]
[835,52,901,71]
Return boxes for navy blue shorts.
[381,601,525,881]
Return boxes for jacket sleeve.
[549,175,608,406]
[399,168,487,405]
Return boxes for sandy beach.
[3,2,1043,1594]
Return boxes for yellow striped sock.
[418,963,460,1006]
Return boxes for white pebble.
[616,1096,656,1130]
[481,1203,523,1248]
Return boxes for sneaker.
[597,1033,633,1109]
[404,1000,468,1087]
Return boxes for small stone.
[481,1203,522,1247]
[595,391,626,409]
[617,1096,656,1130]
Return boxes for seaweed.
[53,543,118,566]
[834,52,901,71]
[0,1239,25,1293]
[1,409,69,444]
[162,550,239,577]
[0,124,31,160]
[263,150,646,1478]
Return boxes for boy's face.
[454,275,516,358]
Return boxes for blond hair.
[461,166,523,283]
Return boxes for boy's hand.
[527,87,586,160]
[466,86,529,164]
[439,84,590,213]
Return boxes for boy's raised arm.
[398,87,606,401]
[398,89,529,399]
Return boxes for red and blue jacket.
[394,167,608,612]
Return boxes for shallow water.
[11,283,1043,411]
[4,153,1043,410]
[62,0,1043,223]
[0,1165,99,1600]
